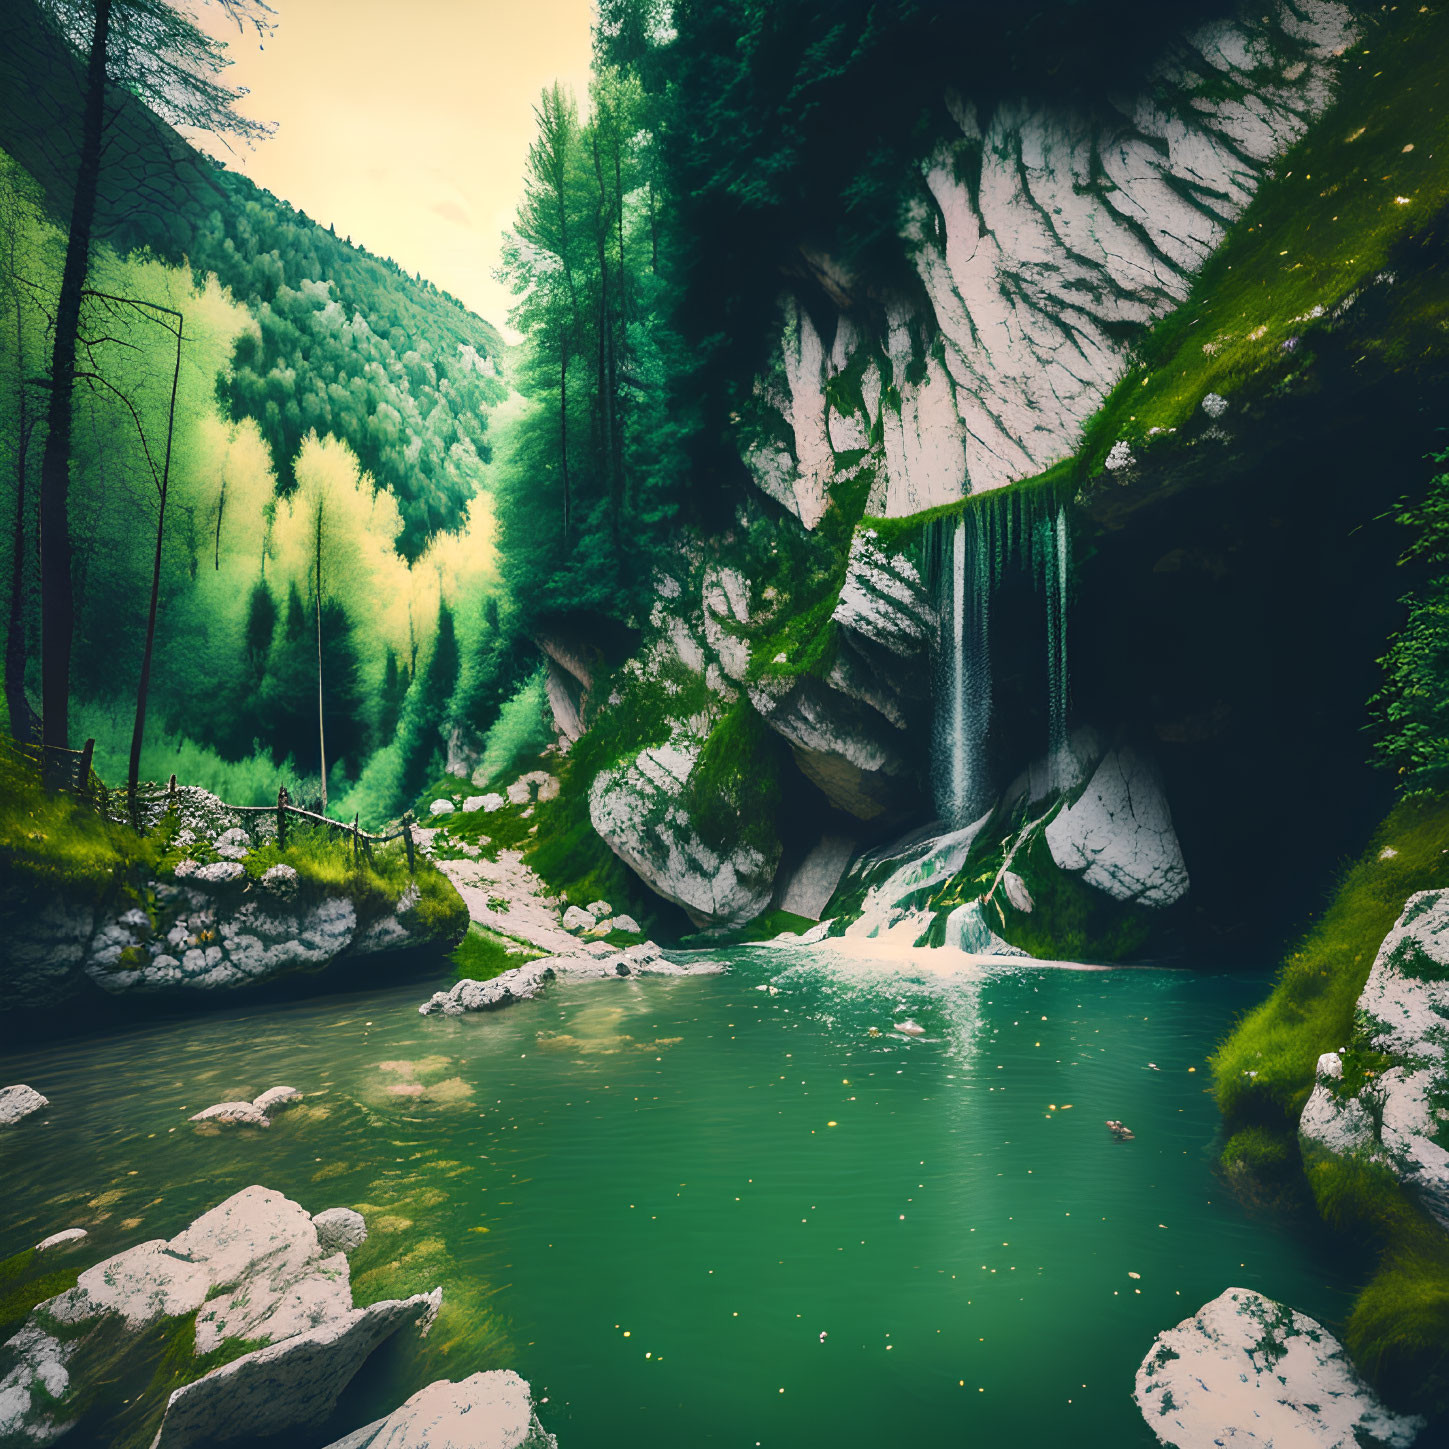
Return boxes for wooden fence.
[9,739,421,877]
[135,777,420,874]
[4,733,98,798]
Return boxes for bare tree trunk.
[591,131,616,512]
[559,336,570,536]
[213,457,226,570]
[127,310,183,802]
[553,136,575,540]
[6,225,38,743]
[39,0,112,757]
[314,498,326,814]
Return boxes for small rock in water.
[312,1207,368,1255]
[316,1369,551,1449]
[36,1228,88,1252]
[1106,1119,1136,1141]
[0,1084,49,1126]
[586,900,612,920]
[253,1086,303,1119]
[191,1101,271,1129]
[894,1019,925,1037]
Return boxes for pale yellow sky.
[197,0,597,337]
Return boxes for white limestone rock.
[738,6,1355,523]
[212,827,252,861]
[1299,891,1449,1228]
[0,1084,48,1125]
[610,914,641,935]
[588,739,778,926]
[0,1185,438,1449]
[777,835,857,921]
[1299,1052,1377,1158]
[35,1229,87,1253]
[191,861,245,885]
[586,900,612,919]
[253,1085,303,1118]
[312,1208,368,1256]
[702,564,753,683]
[190,1100,271,1129]
[320,1370,556,1449]
[152,1289,443,1449]
[747,671,914,822]
[1134,1287,1423,1448]
[429,800,455,816]
[259,863,299,895]
[833,531,935,658]
[1043,747,1189,907]
[562,905,597,934]
[419,949,723,1015]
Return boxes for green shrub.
[0,749,163,901]
[686,702,786,856]
[679,908,814,948]
[1219,1126,1304,1207]
[449,925,538,982]
[473,670,552,791]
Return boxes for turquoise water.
[0,949,1355,1447]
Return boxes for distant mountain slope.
[0,0,508,555]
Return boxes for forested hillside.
[0,0,527,823]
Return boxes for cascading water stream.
[930,506,993,827]
[929,489,1072,826]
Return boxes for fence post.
[167,774,178,816]
[402,812,415,875]
[352,813,360,868]
[78,739,94,796]
[277,786,288,851]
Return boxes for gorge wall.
[526,0,1447,966]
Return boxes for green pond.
[0,948,1356,1448]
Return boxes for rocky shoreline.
[0,1184,550,1449]
[0,786,466,1013]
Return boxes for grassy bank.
[0,745,467,952]
[1212,792,1449,1420]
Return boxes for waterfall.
[929,489,1071,824]
[1043,504,1070,790]
[931,506,993,826]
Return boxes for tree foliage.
[1372,448,1449,796]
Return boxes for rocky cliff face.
[543,1,1380,946]
[740,1,1356,522]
